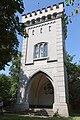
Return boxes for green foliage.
[65,0,80,23]
[0,115,74,120]
[0,74,11,101]
[0,0,24,70]
[9,51,21,98]
[65,0,80,15]
[0,52,21,105]
[62,14,68,39]
[9,51,21,78]
[66,53,80,111]
[65,0,69,3]
[44,82,54,94]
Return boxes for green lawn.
[0,114,80,120]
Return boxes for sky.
[0,0,80,75]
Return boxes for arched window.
[34,42,48,59]
[44,43,48,57]
[40,43,44,57]
[34,44,39,58]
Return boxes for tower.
[16,2,69,117]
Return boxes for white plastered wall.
[16,2,69,117]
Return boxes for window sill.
[33,57,48,61]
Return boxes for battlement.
[22,2,64,27]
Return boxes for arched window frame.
[44,43,48,57]
[39,43,44,57]
[34,42,48,59]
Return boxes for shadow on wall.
[3,68,29,113]
[17,68,29,103]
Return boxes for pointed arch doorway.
[28,71,54,108]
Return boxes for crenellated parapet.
[22,2,64,27]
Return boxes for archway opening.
[28,72,54,108]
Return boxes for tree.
[65,0,80,13]
[0,0,24,70]
[0,74,11,102]
[0,52,21,106]
[66,54,80,112]
[65,0,80,22]
[9,51,21,99]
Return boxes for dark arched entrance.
[28,71,54,108]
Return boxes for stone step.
[26,108,54,117]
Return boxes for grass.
[0,114,80,120]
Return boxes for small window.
[49,26,51,31]
[40,28,42,33]
[36,17,40,22]
[42,16,46,21]
[26,20,30,25]
[32,30,34,35]
[34,42,48,59]
[31,19,35,24]
[56,4,59,9]
[47,14,51,20]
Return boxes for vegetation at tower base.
[9,51,21,99]
[0,0,25,70]
[0,52,21,106]
[66,54,80,112]
[0,53,80,112]
[0,74,11,104]
[0,115,80,120]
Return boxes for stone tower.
[16,2,69,117]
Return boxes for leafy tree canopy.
[9,51,21,98]
[66,53,80,111]
[0,74,11,101]
[0,52,21,105]
[65,0,80,22]
[0,0,24,70]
